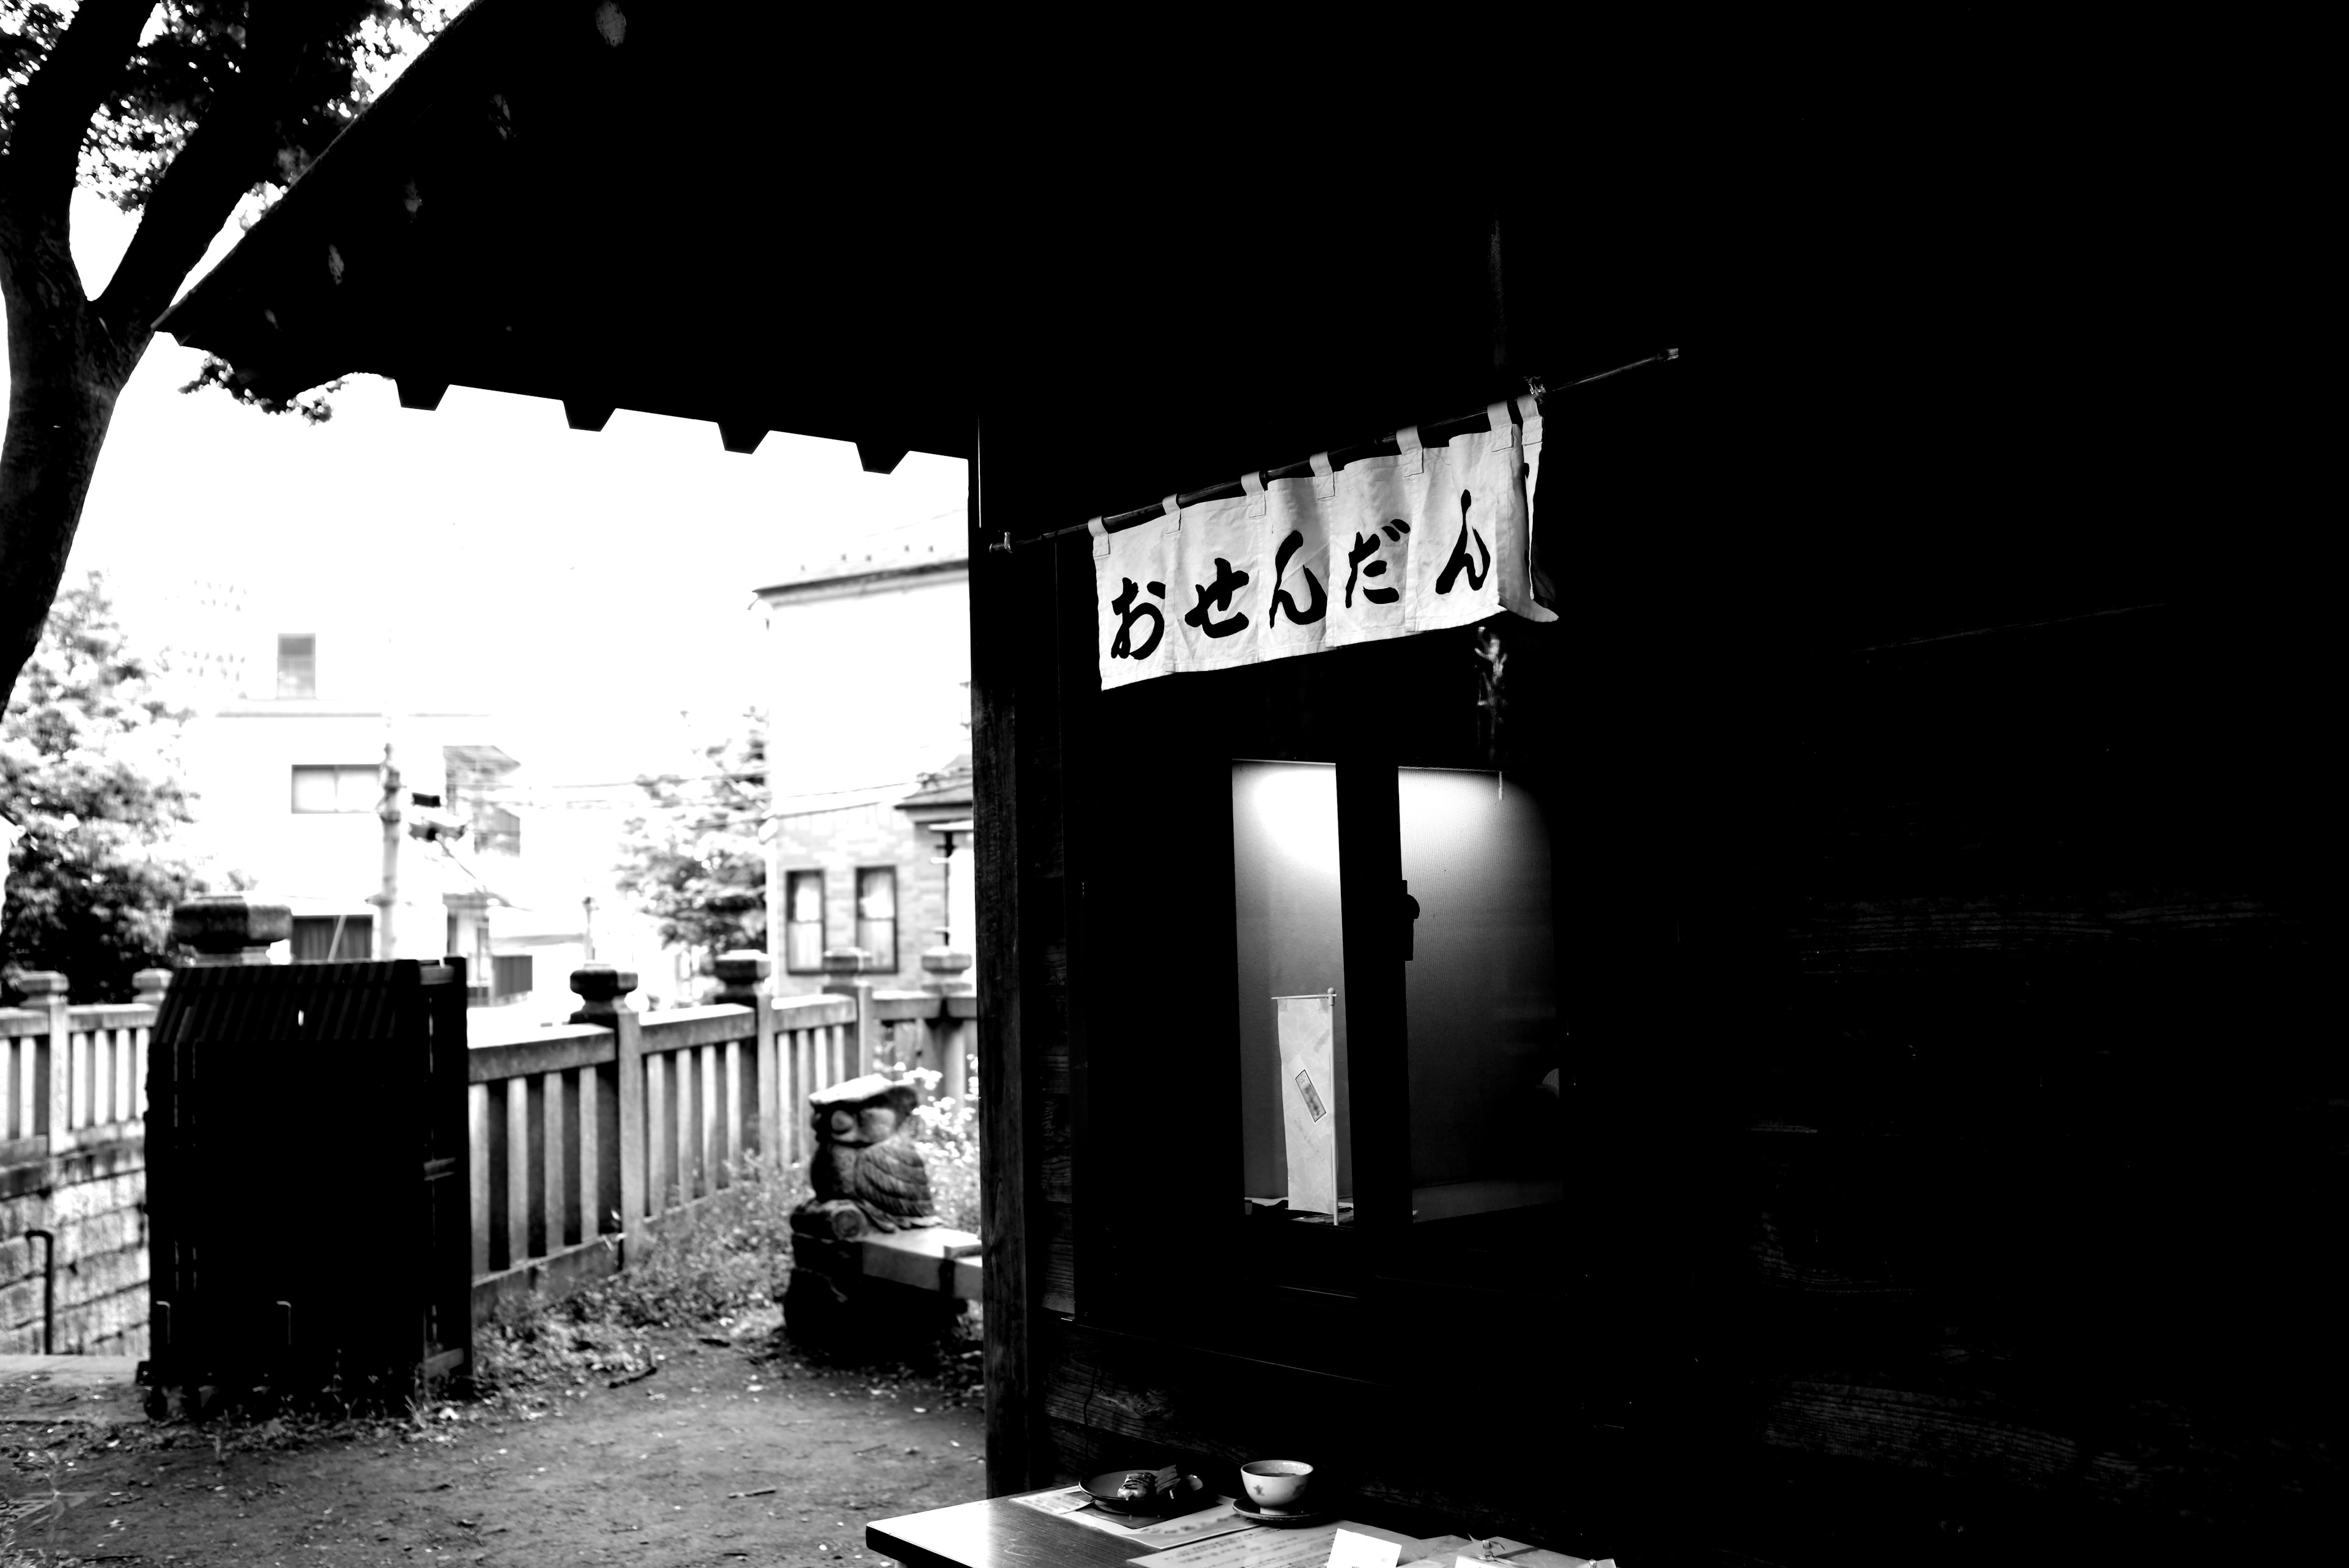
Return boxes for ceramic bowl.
[1238,1459,1313,1509]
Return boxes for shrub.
[895,1063,981,1235]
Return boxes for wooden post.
[467,1084,492,1276]
[970,411,1044,1498]
[576,1063,602,1240]
[713,950,774,1165]
[570,965,643,1255]
[542,1067,568,1251]
[16,972,71,1150]
[756,995,781,1164]
[821,947,877,1076]
[505,1076,531,1268]
[130,968,169,1124]
[695,1044,713,1194]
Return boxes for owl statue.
[803,1072,938,1233]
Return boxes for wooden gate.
[145,959,470,1406]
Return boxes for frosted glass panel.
[1398,768,1561,1222]
[1232,761,1352,1220]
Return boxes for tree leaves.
[614,718,769,963]
[2,570,213,999]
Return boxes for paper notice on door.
[1275,992,1337,1217]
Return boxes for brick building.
[769,755,972,998]
[754,527,974,998]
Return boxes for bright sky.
[12,192,970,795]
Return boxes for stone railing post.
[132,968,173,1008]
[918,946,974,1104]
[713,950,778,1159]
[918,946,974,995]
[570,965,645,1257]
[171,894,292,967]
[14,970,70,1146]
[820,946,876,1077]
[711,949,770,1006]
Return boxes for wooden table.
[868,1495,1161,1568]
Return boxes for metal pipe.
[23,1228,54,1354]
[986,351,1679,554]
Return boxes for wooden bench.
[859,1227,984,1298]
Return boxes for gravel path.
[2,1326,986,1567]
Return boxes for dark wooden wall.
[974,331,2332,1561]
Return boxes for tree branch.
[94,4,366,363]
[92,95,277,354]
[0,0,156,221]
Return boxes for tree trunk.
[0,0,155,703]
[0,277,144,702]
[0,0,372,703]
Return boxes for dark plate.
[1082,1470,1206,1516]
[1233,1495,1335,1528]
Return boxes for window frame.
[290,763,379,814]
[289,913,373,962]
[783,868,828,973]
[854,864,899,973]
[276,633,317,699]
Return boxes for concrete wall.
[0,1134,148,1358]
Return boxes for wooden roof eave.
[156,0,976,469]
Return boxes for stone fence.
[1,967,171,1356]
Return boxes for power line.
[470,771,927,798]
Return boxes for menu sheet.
[1403,1539,1594,1568]
[1008,1485,1257,1550]
[1127,1520,1425,1568]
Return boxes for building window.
[492,953,533,1000]
[785,869,826,972]
[289,915,372,962]
[291,763,379,813]
[475,804,521,855]
[276,633,316,698]
[855,866,897,972]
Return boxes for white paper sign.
[1093,400,1554,690]
[1275,992,1338,1217]
[1327,1527,1404,1568]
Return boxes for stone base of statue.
[782,1230,964,1360]
[790,1197,874,1241]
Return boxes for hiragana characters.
[1183,557,1252,639]
[1436,488,1490,595]
[1268,529,1328,626]
[1110,576,1167,660]
[1345,519,1409,609]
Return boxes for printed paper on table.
[1009,1486,1255,1548]
[1129,1520,1424,1568]
[1093,398,1553,690]
[1275,992,1338,1218]
[1328,1527,1404,1568]
[1405,1537,1594,1568]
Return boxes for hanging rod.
[984,349,1678,555]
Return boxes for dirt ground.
[2,1323,988,1567]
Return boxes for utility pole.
[582,894,596,961]
[373,742,401,959]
